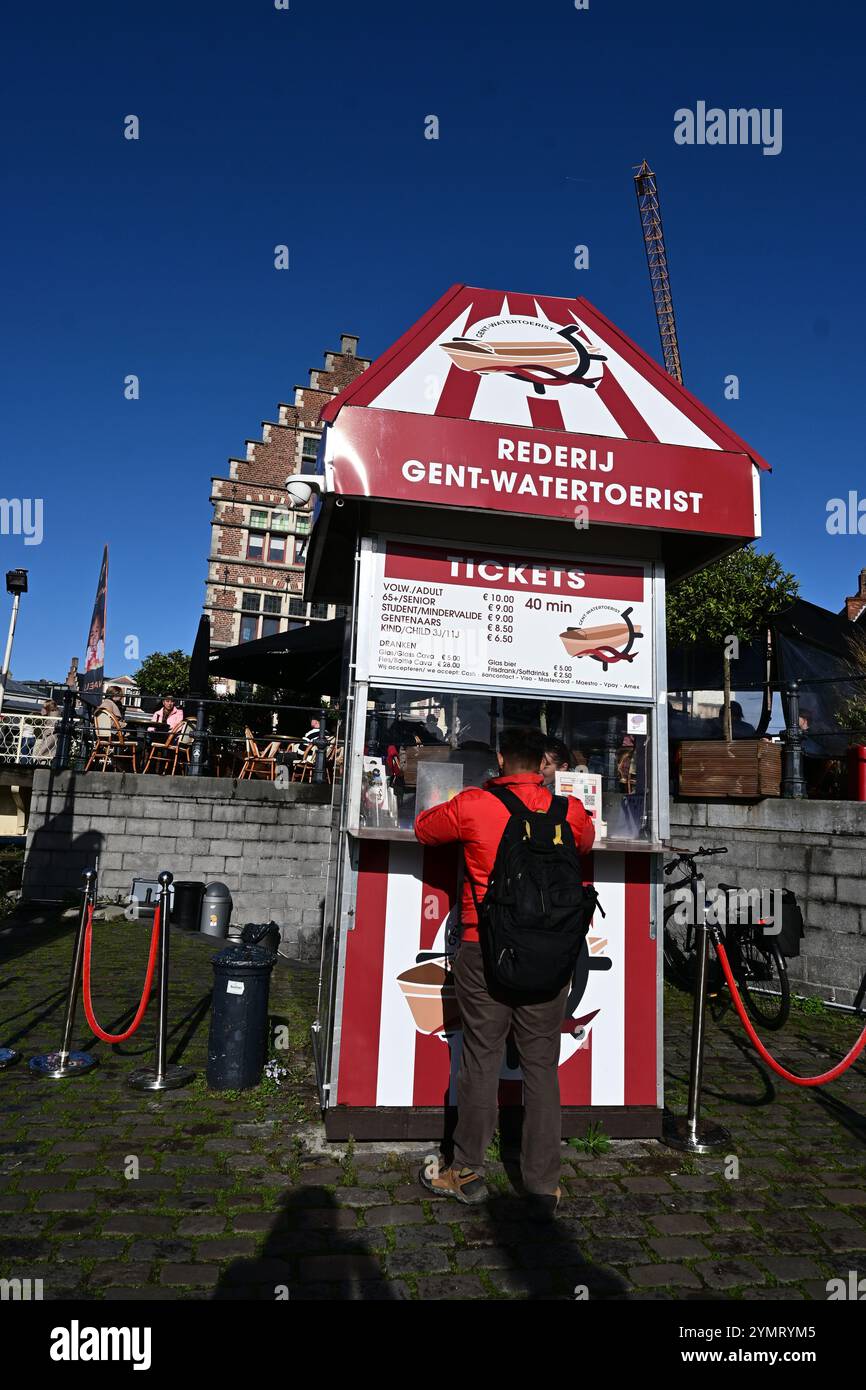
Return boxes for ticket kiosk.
[305,283,767,1139]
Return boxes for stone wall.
[670,798,866,1005]
[23,770,333,961]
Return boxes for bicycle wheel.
[664,900,725,995]
[663,900,694,991]
[731,937,790,1030]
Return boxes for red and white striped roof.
[321,283,768,469]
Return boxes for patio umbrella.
[189,614,211,697]
[209,618,345,697]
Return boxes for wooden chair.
[173,720,195,774]
[291,743,319,783]
[85,710,137,773]
[238,727,279,780]
[143,720,186,775]
[324,738,343,784]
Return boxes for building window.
[261,616,281,638]
[271,510,292,533]
[241,592,260,612]
[239,614,258,643]
[247,531,265,561]
[268,534,286,564]
[288,597,307,617]
[250,508,269,529]
[310,601,329,620]
[295,537,309,563]
[296,514,311,534]
[263,594,282,615]
[301,435,319,465]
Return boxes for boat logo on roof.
[440,315,607,397]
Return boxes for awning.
[209,618,346,695]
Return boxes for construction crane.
[633,160,683,384]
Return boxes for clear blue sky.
[2,0,864,681]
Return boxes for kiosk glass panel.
[357,685,653,843]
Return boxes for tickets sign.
[361,538,654,699]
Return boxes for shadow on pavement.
[213,1186,401,1300]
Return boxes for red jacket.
[414,772,595,944]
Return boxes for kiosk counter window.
[353,686,657,848]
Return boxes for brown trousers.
[451,942,567,1195]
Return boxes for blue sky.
[1,0,864,680]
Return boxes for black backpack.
[467,786,600,995]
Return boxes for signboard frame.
[356,532,661,705]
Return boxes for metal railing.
[39,692,342,786]
[0,712,64,767]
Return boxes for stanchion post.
[189,699,208,778]
[55,686,76,771]
[781,681,807,799]
[29,870,98,1077]
[128,871,195,1091]
[664,904,731,1153]
[313,706,328,784]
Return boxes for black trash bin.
[206,941,277,1090]
[172,881,205,932]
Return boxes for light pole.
[0,569,28,718]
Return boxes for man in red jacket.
[415,726,594,1215]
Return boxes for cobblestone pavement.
[1,908,865,1301]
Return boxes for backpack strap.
[484,784,530,818]
[464,784,528,910]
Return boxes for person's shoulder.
[460,783,497,799]
[452,786,491,809]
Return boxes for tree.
[135,650,191,698]
[666,547,798,740]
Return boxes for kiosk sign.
[362,538,653,699]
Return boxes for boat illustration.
[560,607,643,671]
[440,324,607,394]
[442,338,584,374]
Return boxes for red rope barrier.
[715,939,866,1086]
[82,902,161,1044]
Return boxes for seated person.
[299,717,322,749]
[149,693,184,736]
[97,685,126,728]
[33,699,61,760]
[728,700,758,739]
[424,713,446,742]
[540,736,573,790]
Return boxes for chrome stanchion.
[128,871,194,1091]
[30,869,98,1078]
[664,915,731,1153]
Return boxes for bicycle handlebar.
[664,845,728,875]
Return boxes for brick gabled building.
[842,568,866,624]
[205,334,370,652]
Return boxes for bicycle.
[663,845,791,1031]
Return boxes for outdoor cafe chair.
[238,727,279,780]
[290,743,318,783]
[143,720,186,776]
[85,710,137,774]
[172,719,195,774]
